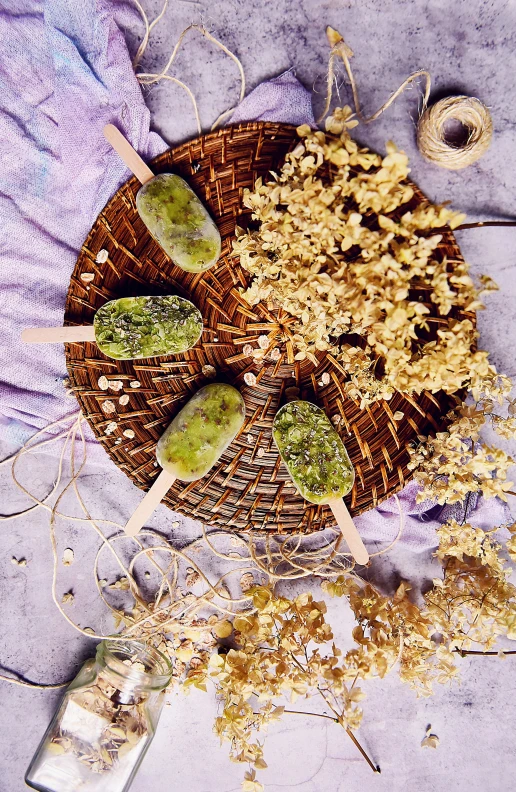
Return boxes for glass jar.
[25,639,172,792]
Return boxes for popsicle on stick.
[273,400,369,565]
[125,383,245,536]
[22,295,203,360]
[103,124,221,273]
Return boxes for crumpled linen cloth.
[0,0,510,548]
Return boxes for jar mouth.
[97,639,172,690]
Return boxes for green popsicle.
[136,174,221,273]
[93,295,203,360]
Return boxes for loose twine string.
[0,409,404,690]
[318,27,493,170]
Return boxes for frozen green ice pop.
[125,383,245,536]
[22,295,203,361]
[104,125,221,273]
[273,400,368,564]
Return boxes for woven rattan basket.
[65,121,470,534]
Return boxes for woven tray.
[65,121,470,534]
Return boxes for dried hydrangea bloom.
[231,106,496,406]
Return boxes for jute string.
[319,26,493,170]
[0,410,404,690]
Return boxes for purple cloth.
[0,1,510,546]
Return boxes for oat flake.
[244,372,257,386]
[130,380,141,388]
[97,376,109,391]
[80,272,95,283]
[95,249,109,264]
[123,429,135,439]
[242,344,253,356]
[119,394,129,405]
[102,400,116,414]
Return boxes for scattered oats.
[244,372,257,386]
[247,433,253,443]
[115,437,122,445]
[202,364,216,378]
[393,411,405,421]
[185,568,200,588]
[240,572,255,592]
[62,591,74,605]
[270,347,281,361]
[108,380,123,392]
[95,248,109,264]
[97,375,109,391]
[130,380,141,388]
[62,548,74,566]
[109,577,130,591]
[83,627,95,635]
[258,335,269,350]
[123,429,135,439]
[11,556,27,567]
[243,344,254,356]
[80,272,95,283]
[257,448,265,458]
[105,421,117,435]
[101,400,116,414]
[321,372,331,385]
[119,394,129,406]
[421,726,440,749]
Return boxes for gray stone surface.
[2,1,516,791]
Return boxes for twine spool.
[417,96,493,170]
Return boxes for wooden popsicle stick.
[125,469,176,537]
[22,326,96,344]
[103,124,154,185]
[328,498,369,565]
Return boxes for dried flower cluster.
[233,107,498,407]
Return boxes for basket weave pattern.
[65,122,470,533]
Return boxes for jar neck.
[96,639,172,695]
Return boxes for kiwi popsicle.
[125,383,245,536]
[22,295,203,361]
[273,400,368,564]
[93,295,202,360]
[136,174,221,273]
[273,401,354,504]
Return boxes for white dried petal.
[244,372,257,386]
[321,372,331,385]
[258,335,269,350]
[62,548,74,566]
[80,272,95,283]
[102,400,116,414]
[105,421,117,435]
[247,433,253,443]
[130,380,141,388]
[95,249,109,264]
[115,438,122,445]
[257,448,265,458]
[123,429,135,439]
[109,380,123,391]
[202,364,216,378]
[119,394,129,406]
[331,414,342,425]
[270,348,281,361]
[243,344,254,356]
[393,411,405,421]
[97,376,109,391]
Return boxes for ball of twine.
[417,96,493,170]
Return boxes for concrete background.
[2,1,516,791]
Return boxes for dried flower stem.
[455,649,516,657]
[457,221,516,230]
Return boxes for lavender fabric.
[0,0,509,546]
